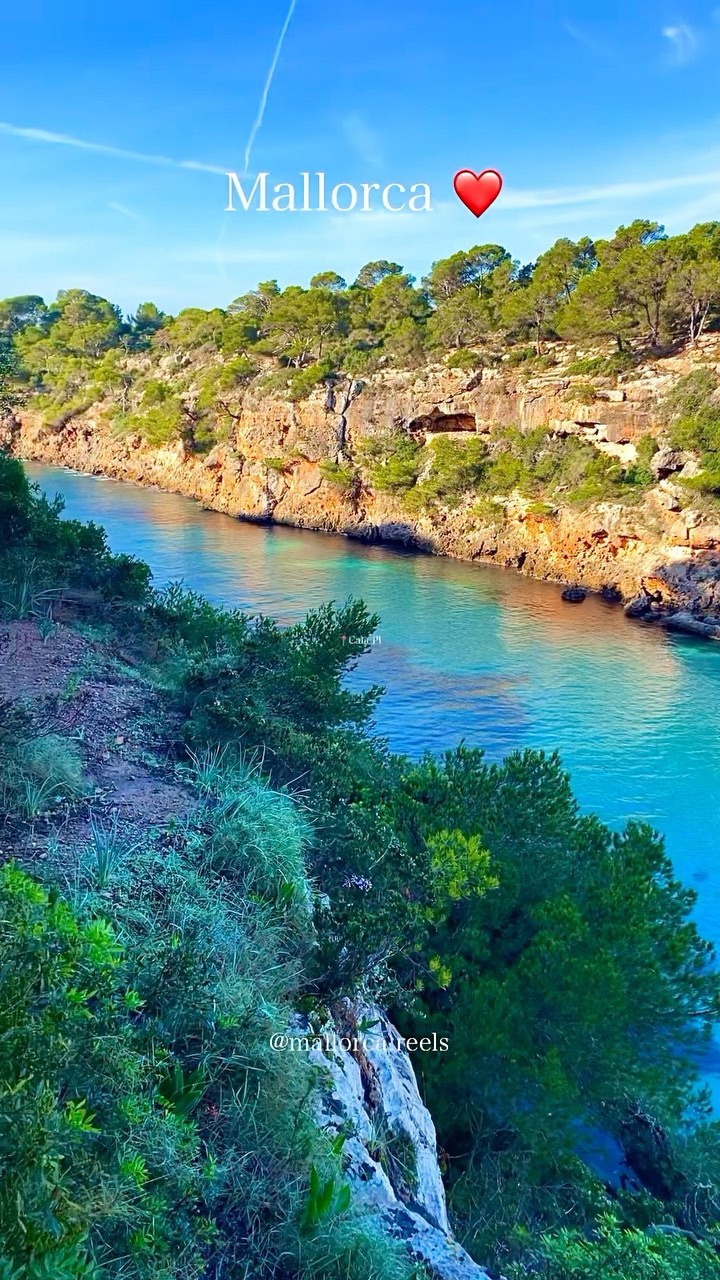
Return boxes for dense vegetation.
[4,220,720,391]
[1,452,720,1277]
[3,218,720,512]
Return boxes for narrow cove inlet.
[28,461,720,950]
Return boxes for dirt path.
[0,620,191,863]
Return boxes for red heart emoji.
[453,168,503,218]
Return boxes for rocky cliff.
[6,339,720,633]
[303,1002,491,1280]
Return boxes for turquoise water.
[26,464,720,957]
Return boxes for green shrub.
[111,381,189,447]
[0,862,205,1279]
[358,431,423,493]
[412,424,634,506]
[504,350,556,373]
[526,500,556,516]
[505,344,536,365]
[446,347,481,370]
[564,454,626,503]
[621,434,658,489]
[565,351,635,377]
[190,765,314,912]
[137,398,186,446]
[288,361,335,401]
[140,378,174,407]
[670,406,720,457]
[509,1216,720,1279]
[409,436,487,509]
[565,355,607,376]
[0,712,86,819]
[603,349,636,374]
[146,581,251,652]
[391,749,720,1268]
[660,368,720,496]
[622,463,656,488]
[470,494,503,521]
[662,366,719,426]
[637,434,660,470]
[526,434,624,504]
[296,1218,416,1280]
[255,368,294,399]
[18,733,86,791]
[673,413,720,461]
[0,772,364,1277]
[255,362,334,403]
[0,453,31,546]
[483,449,530,494]
[564,380,596,405]
[318,459,357,492]
[680,469,720,497]
[199,356,256,400]
[0,453,150,605]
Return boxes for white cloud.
[501,168,720,210]
[661,22,699,64]
[562,20,613,56]
[108,201,139,220]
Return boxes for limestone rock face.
[651,448,686,479]
[7,350,720,628]
[654,555,720,617]
[302,1002,490,1280]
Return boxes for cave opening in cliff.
[408,410,477,433]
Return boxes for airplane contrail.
[0,121,226,174]
[242,0,297,175]
[5,114,718,216]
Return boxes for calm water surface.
[27,463,720,964]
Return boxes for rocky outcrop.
[300,1001,490,1280]
[5,346,720,632]
[633,555,720,638]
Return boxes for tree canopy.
[5,220,720,401]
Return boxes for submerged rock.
[663,611,720,639]
[562,585,587,603]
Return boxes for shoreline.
[19,448,720,643]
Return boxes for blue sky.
[2,0,720,314]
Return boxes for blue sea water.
[26,464,720,1067]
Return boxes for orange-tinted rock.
[7,349,720,625]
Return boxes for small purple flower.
[343,874,373,892]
